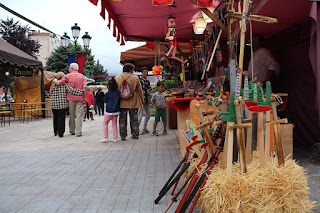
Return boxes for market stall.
[90,0,318,212]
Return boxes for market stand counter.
[166,97,203,155]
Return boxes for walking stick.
[201,29,222,80]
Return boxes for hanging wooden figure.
[165,15,177,58]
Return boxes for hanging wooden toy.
[165,15,177,58]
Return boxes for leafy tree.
[90,60,109,83]
[45,45,68,73]
[45,43,108,84]
[0,18,40,57]
[0,18,40,99]
[46,42,96,74]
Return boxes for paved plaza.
[0,115,319,212]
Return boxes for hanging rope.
[0,3,55,34]
[272,94,284,105]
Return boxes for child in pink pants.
[101,78,120,143]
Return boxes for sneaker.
[121,137,126,140]
[109,138,118,143]
[100,138,109,143]
[162,130,168,135]
[131,135,139,139]
[152,131,158,136]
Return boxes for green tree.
[91,60,109,83]
[45,45,68,73]
[0,18,40,99]
[45,42,95,74]
[0,18,40,57]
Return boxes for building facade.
[29,31,61,66]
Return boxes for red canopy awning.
[89,0,312,45]
[120,42,192,70]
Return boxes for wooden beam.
[232,0,270,40]
[252,0,270,15]
[226,12,278,24]
[191,0,228,33]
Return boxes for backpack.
[120,75,133,100]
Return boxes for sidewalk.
[0,115,182,213]
[0,116,319,212]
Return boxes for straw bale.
[191,152,317,213]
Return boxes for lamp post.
[61,23,91,63]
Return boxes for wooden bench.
[0,111,11,126]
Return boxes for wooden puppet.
[165,16,177,58]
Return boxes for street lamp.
[82,32,91,48]
[61,23,92,62]
[61,32,70,48]
[71,23,81,40]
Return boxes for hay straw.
[182,151,317,213]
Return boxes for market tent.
[88,0,312,43]
[120,42,192,70]
[13,71,55,103]
[0,38,42,69]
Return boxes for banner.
[77,54,86,74]
[152,0,173,6]
[67,54,86,74]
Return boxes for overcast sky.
[0,0,145,76]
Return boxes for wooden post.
[265,110,271,162]
[238,0,248,89]
[245,111,253,163]
[270,97,285,165]
[226,121,234,177]
[257,111,265,168]
[234,99,247,173]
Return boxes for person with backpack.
[115,63,143,140]
[101,78,120,143]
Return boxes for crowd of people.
[49,63,167,142]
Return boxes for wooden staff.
[225,121,234,177]
[201,29,222,80]
[234,99,247,173]
[195,103,216,157]
[265,110,271,162]
[203,42,215,72]
[181,56,186,88]
[245,110,253,163]
[270,96,285,165]
[248,105,272,168]
[238,0,248,88]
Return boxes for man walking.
[53,63,87,137]
[138,66,152,134]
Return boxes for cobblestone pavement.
[0,115,319,212]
